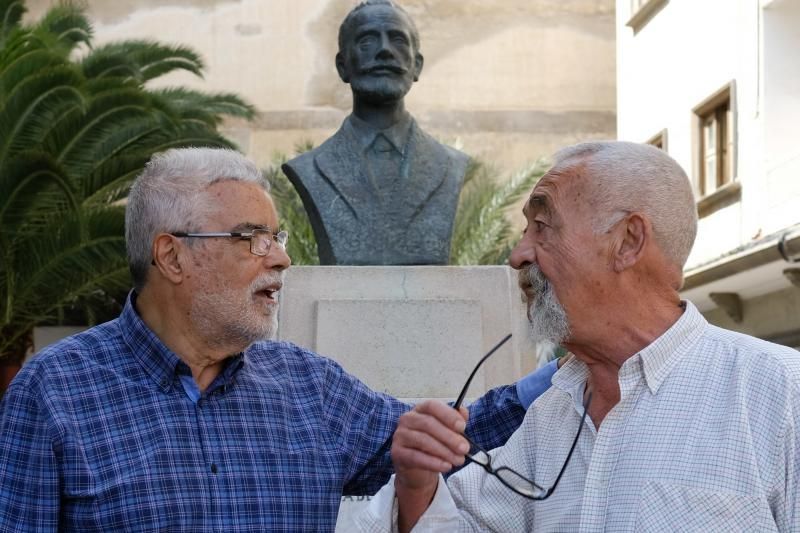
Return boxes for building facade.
[617,0,800,348]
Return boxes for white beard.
[190,272,282,349]
[521,264,571,346]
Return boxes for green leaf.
[264,153,319,266]
[450,159,547,265]
[34,2,92,52]
[81,40,204,82]
[0,0,26,45]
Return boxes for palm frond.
[0,151,77,236]
[0,0,25,45]
[264,155,319,265]
[450,159,547,265]
[33,2,92,53]
[0,66,85,161]
[2,205,127,334]
[47,89,154,169]
[80,40,204,82]
[153,88,256,119]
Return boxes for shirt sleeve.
[462,383,526,452]
[326,356,531,495]
[356,474,469,532]
[0,376,60,531]
[515,359,558,409]
[774,376,800,530]
[321,358,411,496]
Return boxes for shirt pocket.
[634,480,777,532]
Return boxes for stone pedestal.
[276,265,540,531]
[277,266,539,399]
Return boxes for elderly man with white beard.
[0,148,561,532]
[357,141,800,532]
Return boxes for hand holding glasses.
[455,334,591,500]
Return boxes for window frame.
[646,129,668,151]
[692,81,740,217]
[626,0,669,33]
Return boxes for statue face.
[336,4,423,104]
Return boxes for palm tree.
[263,143,321,266]
[0,0,255,381]
[264,145,546,266]
[449,159,547,265]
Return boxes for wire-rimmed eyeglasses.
[170,228,288,257]
[455,334,591,500]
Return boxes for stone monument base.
[277,266,541,399]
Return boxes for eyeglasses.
[455,333,591,500]
[170,228,288,257]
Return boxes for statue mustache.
[360,63,407,74]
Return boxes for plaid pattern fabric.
[0,295,526,532]
[360,302,800,532]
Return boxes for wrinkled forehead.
[523,170,563,217]
[341,4,417,41]
[201,180,277,228]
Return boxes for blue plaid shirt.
[0,296,527,531]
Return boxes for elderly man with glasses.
[0,148,560,531]
[359,141,800,532]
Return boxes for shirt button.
[210,463,218,474]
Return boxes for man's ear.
[612,213,649,272]
[413,52,424,82]
[151,234,185,284]
[335,52,349,83]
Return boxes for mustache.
[518,264,547,294]
[250,272,284,293]
[360,63,407,74]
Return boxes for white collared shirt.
[359,302,800,532]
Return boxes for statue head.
[336,0,424,105]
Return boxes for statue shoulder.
[282,128,348,180]
[411,123,470,168]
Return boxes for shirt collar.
[635,300,707,393]
[119,291,245,393]
[551,301,707,397]
[346,111,414,153]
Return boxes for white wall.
[762,0,800,234]
[616,0,799,270]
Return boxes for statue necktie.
[367,133,402,194]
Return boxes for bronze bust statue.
[282,0,469,265]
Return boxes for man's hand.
[392,400,471,532]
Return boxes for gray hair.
[552,141,698,268]
[338,0,420,52]
[125,147,269,291]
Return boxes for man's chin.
[526,309,569,347]
[351,79,411,103]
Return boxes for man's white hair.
[552,141,698,268]
[125,147,269,291]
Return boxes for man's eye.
[357,35,376,48]
[534,220,547,231]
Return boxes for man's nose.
[375,33,394,58]
[266,243,291,272]
[509,236,535,271]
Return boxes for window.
[694,84,735,197]
[627,0,669,33]
[646,129,668,151]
